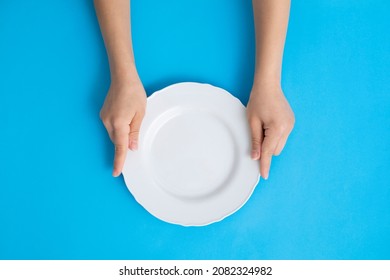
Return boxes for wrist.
[110,61,139,85]
[252,72,281,91]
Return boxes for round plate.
[123,82,260,226]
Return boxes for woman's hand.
[247,82,295,179]
[100,71,146,177]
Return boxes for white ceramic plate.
[123,82,259,226]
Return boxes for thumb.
[128,112,144,150]
[249,119,263,160]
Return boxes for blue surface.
[0,0,389,260]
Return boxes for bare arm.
[94,0,146,177]
[94,0,135,81]
[252,0,290,85]
[247,0,295,179]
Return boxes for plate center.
[145,109,237,199]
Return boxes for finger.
[112,129,129,177]
[128,112,144,151]
[274,132,289,156]
[101,118,114,141]
[249,119,263,160]
[260,129,281,180]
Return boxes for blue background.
[0,0,389,259]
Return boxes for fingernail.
[130,141,138,151]
[251,151,259,160]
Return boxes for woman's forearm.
[94,0,136,82]
[248,0,294,180]
[252,0,290,86]
[94,0,146,177]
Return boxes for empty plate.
[123,82,259,226]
